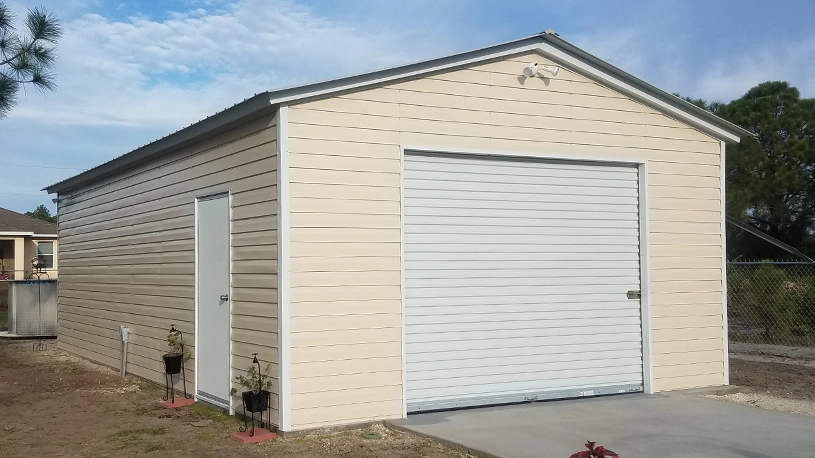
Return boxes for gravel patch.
[706,392,815,417]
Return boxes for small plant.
[569,441,619,458]
[232,353,273,415]
[230,355,273,395]
[166,326,191,359]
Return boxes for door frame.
[194,191,233,411]
[399,145,653,417]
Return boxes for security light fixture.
[523,63,559,78]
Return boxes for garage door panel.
[405,266,640,279]
[408,372,643,399]
[404,154,639,177]
[405,202,639,217]
[408,332,643,354]
[405,153,638,174]
[405,186,638,201]
[406,223,638,236]
[404,153,644,412]
[408,351,644,373]
[406,284,639,298]
[404,168,638,188]
[407,307,642,324]
[407,234,640,247]
[406,293,639,308]
[407,326,643,344]
[405,251,640,261]
[406,316,642,335]
[403,274,640,288]
[408,357,644,383]
[409,341,643,362]
[403,178,637,196]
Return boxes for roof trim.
[46,93,275,193]
[537,33,750,143]
[46,32,749,194]
[0,231,35,237]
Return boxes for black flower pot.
[242,390,270,413]
[163,354,182,375]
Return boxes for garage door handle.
[627,290,641,299]
[220,294,229,301]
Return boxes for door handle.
[220,294,229,301]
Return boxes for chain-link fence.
[728,261,815,347]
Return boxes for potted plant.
[231,353,273,413]
[163,325,191,375]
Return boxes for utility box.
[7,280,58,337]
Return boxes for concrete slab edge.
[675,385,743,396]
[385,421,502,458]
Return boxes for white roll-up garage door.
[404,152,644,413]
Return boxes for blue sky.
[2,0,814,214]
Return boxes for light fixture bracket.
[522,63,560,78]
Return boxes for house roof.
[45,31,751,195]
[0,207,57,236]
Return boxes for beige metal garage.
[46,31,748,434]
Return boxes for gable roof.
[0,207,57,236]
[46,31,750,194]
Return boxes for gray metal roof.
[46,31,750,194]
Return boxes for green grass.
[187,401,231,423]
[107,427,167,449]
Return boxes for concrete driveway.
[388,393,815,458]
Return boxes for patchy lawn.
[0,340,464,458]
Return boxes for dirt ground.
[0,340,465,458]
[729,356,815,401]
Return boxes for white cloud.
[9,0,438,131]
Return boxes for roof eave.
[45,93,276,194]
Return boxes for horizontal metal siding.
[56,114,280,422]
[403,153,643,411]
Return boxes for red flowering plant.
[569,441,619,458]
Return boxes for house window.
[37,242,54,269]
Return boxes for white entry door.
[196,194,231,407]
[404,152,644,412]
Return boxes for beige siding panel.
[292,385,401,410]
[653,338,723,354]
[292,314,401,333]
[290,182,401,201]
[290,242,401,258]
[293,341,402,364]
[57,112,280,422]
[291,300,401,318]
[292,371,402,394]
[654,373,725,392]
[292,399,402,429]
[287,51,725,429]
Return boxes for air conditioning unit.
[7,280,58,337]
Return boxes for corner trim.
[638,161,654,394]
[720,140,729,385]
[276,105,292,431]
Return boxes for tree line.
[680,82,815,260]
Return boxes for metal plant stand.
[162,326,193,404]
[238,354,271,437]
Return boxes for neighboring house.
[0,207,58,280]
[45,32,748,434]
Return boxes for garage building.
[45,31,748,434]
